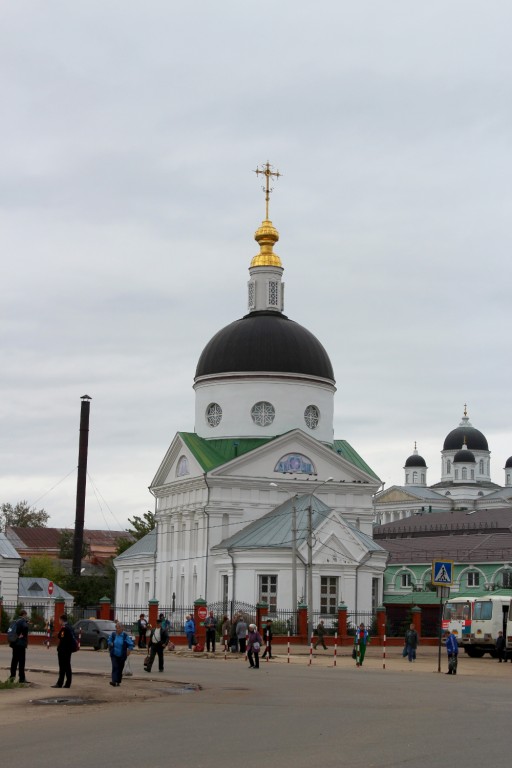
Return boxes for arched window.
[462,467,467,480]
[446,460,451,474]
[479,459,484,474]
[421,473,425,483]
[176,456,189,477]
[470,469,474,480]
[412,471,418,483]
[454,469,459,480]
[405,473,409,484]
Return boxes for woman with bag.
[247,623,263,670]
[108,622,134,686]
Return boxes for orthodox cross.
[254,162,282,219]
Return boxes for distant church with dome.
[114,164,387,617]
[374,407,512,525]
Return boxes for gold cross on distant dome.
[254,162,282,220]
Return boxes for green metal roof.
[179,432,379,480]
[332,440,380,481]
[179,432,273,472]
[384,588,512,605]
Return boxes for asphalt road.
[1,645,510,767]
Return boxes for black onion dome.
[453,449,476,463]
[505,456,512,468]
[405,454,427,467]
[443,427,488,451]
[195,311,335,381]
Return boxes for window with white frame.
[467,571,480,587]
[455,469,459,480]
[320,576,338,614]
[502,571,512,588]
[401,572,412,588]
[259,575,277,610]
[462,467,467,480]
[447,460,451,474]
[412,471,418,483]
[372,578,380,612]
[479,459,484,474]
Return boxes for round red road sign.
[197,606,208,621]
[48,581,54,595]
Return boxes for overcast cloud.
[1,1,511,530]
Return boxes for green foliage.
[0,500,49,531]
[62,572,115,608]
[57,529,90,559]
[127,511,155,540]
[0,679,24,689]
[115,537,134,556]
[22,555,66,584]
[30,608,46,631]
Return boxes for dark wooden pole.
[72,395,91,577]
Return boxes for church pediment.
[209,429,380,486]
[375,487,424,504]
[314,532,356,565]
[150,433,205,489]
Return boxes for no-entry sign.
[48,581,54,595]
[197,606,208,621]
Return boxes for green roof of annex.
[178,432,379,480]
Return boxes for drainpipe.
[228,548,236,608]
[203,473,211,602]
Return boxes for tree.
[22,555,66,584]
[127,511,155,540]
[115,537,135,556]
[0,500,49,531]
[58,529,90,559]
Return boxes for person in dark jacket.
[445,630,459,675]
[247,624,263,669]
[52,614,76,688]
[9,609,29,684]
[496,631,506,662]
[108,622,135,686]
[261,619,274,659]
[204,611,217,653]
[137,614,148,649]
[404,624,419,662]
[145,618,169,672]
[314,620,327,650]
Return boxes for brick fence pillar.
[99,597,111,621]
[256,603,268,630]
[297,603,308,641]
[377,605,387,643]
[337,602,348,644]
[54,598,66,629]
[194,598,207,646]
[411,605,422,637]
[148,599,159,628]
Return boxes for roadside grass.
[0,679,25,689]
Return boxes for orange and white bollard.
[333,632,337,667]
[287,631,291,663]
[78,627,82,650]
[309,634,313,666]
[382,624,386,670]
[224,631,227,660]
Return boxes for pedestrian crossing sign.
[432,560,453,586]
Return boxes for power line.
[28,467,77,508]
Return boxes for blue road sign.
[432,560,453,586]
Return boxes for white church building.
[115,166,388,616]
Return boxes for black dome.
[443,427,488,451]
[405,454,427,467]
[505,456,512,469]
[195,311,335,381]
[453,449,476,463]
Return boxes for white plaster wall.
[194,377,334,443]
[0,560,21,603]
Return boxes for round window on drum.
[251,401,275,427]
[304,405,320,429]
[206,402,222,427]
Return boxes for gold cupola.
[251,219,282,268]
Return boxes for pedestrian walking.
[108,622,134,686]
[236,617,248,654]
[261,619,273,659]
[496,630,506,662]
[404,623,418,662]
[354,623,369,667]
[8,609,29,684]
[445,630,459,675]
[137,613,148,649]
[247,624,263,669]
[314,620,327,650]
[204,610,217,652]
[184,614,196,649]
[145,617,169,672]
[52,614,76,688]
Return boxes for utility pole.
[307,477,333,645]
[72,395,91,577]
[291,496,298,633]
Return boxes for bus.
[442,597,473,646]
[465,595,511,657]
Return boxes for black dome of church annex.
[195,310,335,381]
[405,453,427,468]
[443,427,488,452]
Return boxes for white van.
[466,596,510,657]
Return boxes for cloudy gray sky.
[2,1,511,530]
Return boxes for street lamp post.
[307,477,333,645]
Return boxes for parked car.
[73,619,117,650]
